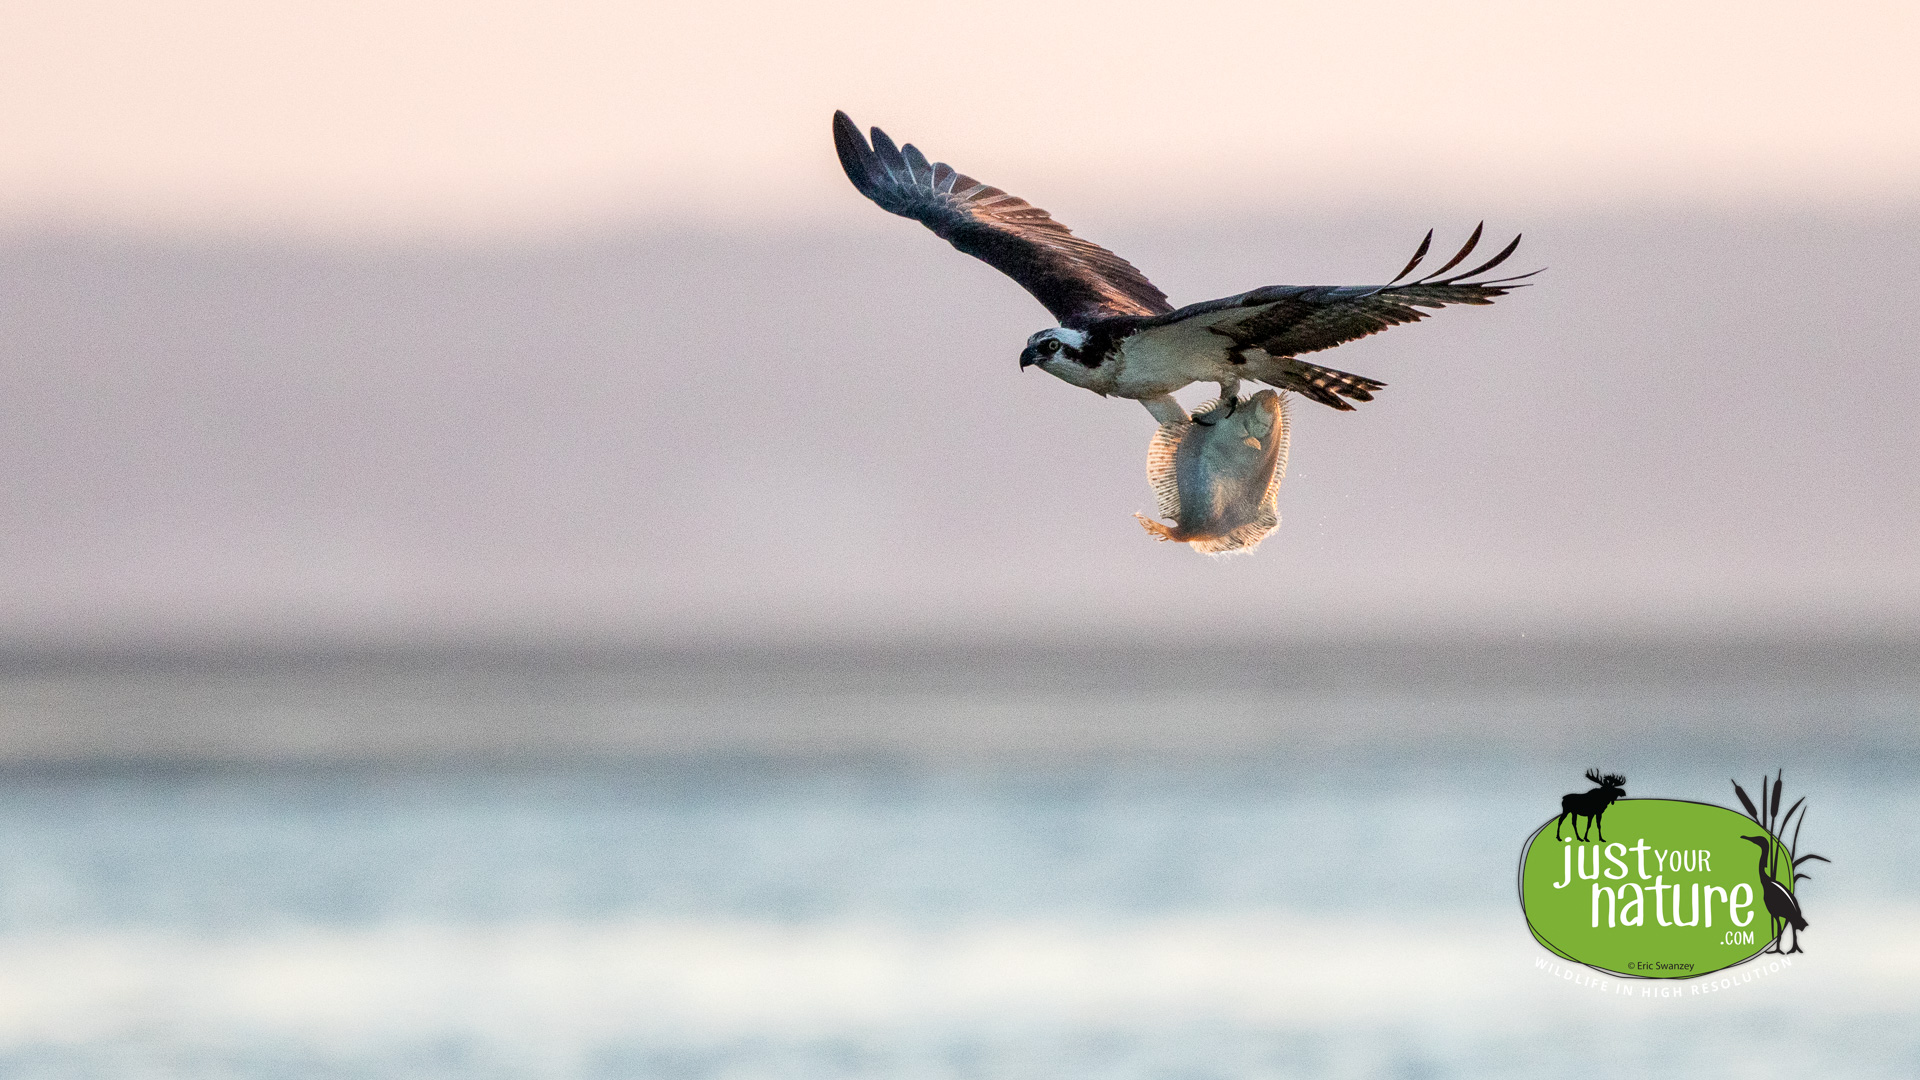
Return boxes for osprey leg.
[1194,378,1242,425]
[1142,395,1189,426]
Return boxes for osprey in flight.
[833,112,1535,425]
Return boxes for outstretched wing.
[833,111,1171,325]
[1137,225,1538,358]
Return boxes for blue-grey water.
[0,651,1915,1078]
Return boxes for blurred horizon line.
[3,623,1915,685]
[2,198,1917,248]
[0,625,1913,769]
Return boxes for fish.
[1135,389,1289,555]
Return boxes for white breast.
[1113,321,1234,398]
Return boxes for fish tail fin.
[1134,512,1181,542]
[1190,512,1277,556]
[1191,531,1256,555]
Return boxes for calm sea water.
[0,661,1914,1078]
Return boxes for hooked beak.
[1018,348,1038,370]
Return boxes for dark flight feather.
[1415,222,1483,282]
[833,111,1171,325]
[1384,229,1433,286]
[1436,233,1526,285]
[1133,229,1537,361]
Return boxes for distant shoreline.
[0,629,1913,767]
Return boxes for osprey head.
[1018,327,1091,373]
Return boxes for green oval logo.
[1519,799,1796,978]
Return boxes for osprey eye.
[1044,339,1061,353]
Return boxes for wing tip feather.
[1414,221,1485,283]
[1435,231,1523,284]
[832,110,880,197]
[1385,229,1434,286]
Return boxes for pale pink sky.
[1,0,1915,234]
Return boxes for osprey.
[833,112,1535,425]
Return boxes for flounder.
[1135,389,1289,555]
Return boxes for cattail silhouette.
[1731,771,1830,955]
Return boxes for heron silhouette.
[1741,834,1808,954]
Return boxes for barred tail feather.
[1266,360,1384,411]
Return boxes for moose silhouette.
[1554,769,1626,842]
